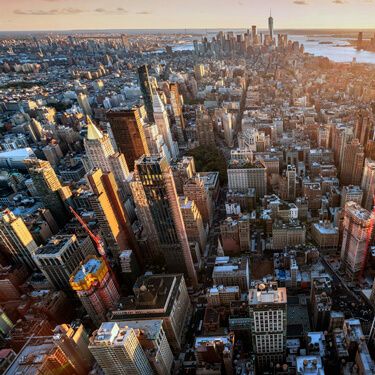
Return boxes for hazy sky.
[1,0,375,31]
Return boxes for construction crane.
[68,206,106,258]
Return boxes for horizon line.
[1,26,375,34]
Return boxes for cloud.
[333,0,346,3]
[136,11,152,14]
[293,0,308,4]
[94,7,128,14]
[14,8,84,15]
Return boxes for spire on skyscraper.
[86,116,103,140]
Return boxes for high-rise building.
[354,109,374,146]
[0,209,37,269]
[110,274,191,353]
[194,64,205,80]
[286,165,296,201]
[361,158,375,211]
[196,106,215,147]
[152,92,178,160]
[339,139,365,186]
[183,176,213,225]
[227,159,267,198]
[170,82,185,141]
[268,11,274,40]
[77,93,93,116]
[340,185,363,207]
[70,256,120,326]
[89,322,154,375]
[340,202,374,280]
[248,281,287,371]
[83,117,129,192]
[107,108,150,171]
[100,320,174,375]
[33,234,91,291]
[87,169,138,260]
[172,156,196,194]
[130,156,197,285]
[179,197,207,252]
[24,158,69,226]
[52,322,94,374]
[223,111,234,147]
[138,64,154,122]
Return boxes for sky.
[1,0,375,32]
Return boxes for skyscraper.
[340,202,374,280]
[24,158,69,226]
[361,158,375,211]
[70,255,120,326]
[249,281,287,371]
[130,155,198,285]
[0,209,37,269]
[107,108,150,171]
[87,169,139,260]
[33,234,91,291]
[268,11,274,40]
[89,322,154,375]
[286,164,296,201]
[138,64,154,122]
[183,176,213,225]
[170,82,185,142]
[83,117,129,192]
[339,139,365,186]
[152,92,178,160]
[196,105,215,147]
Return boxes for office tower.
[70,256,120,326]
[268,11,274,40]
[341,202,374,280]
[53,323,94,374]
[331,124,352,165]
[212,256,250,292]
[183,176,213,225]
[196,105,215,147]
[77,92,93,116]
[33,234,90,291]
[361,158,375,211]
[107,108,150,170]
[355,109,374,146]
[223,111,234,147]
[286,165,296,201]
[340,185,363,207]
[194,64,205,80]
[138,64,154,122]
[24,158,69,226]
[194,335,234,375]
[103,320,174,375]
[179,197,207,252]
[83,117,129,191]
[89,322,154,375]
[87,169,138,260]
[130,156,197,285]
[251,25,257,44]
[143,122,171,161]
[152,92,178,160]
[339,139,364,186]
[0,209,37,269]
[42,142,63,167]
[220,215,250,254]
[110,274,191,353]
[249,281,287,371]
[227,159,267,198]
[170,82,185,139]
[26,118,43,142]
